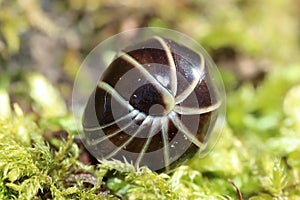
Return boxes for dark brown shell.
[82,36,220,172]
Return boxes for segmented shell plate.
[82,36,222,172]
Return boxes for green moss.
[1,62,300,199]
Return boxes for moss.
[1,63,300,199]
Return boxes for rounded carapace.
[79,30,225,173]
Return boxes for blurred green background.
[1,0,300,199]
[1,0,300,96]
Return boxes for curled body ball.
[82,36,222,172]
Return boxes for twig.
[228,179,243,200]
